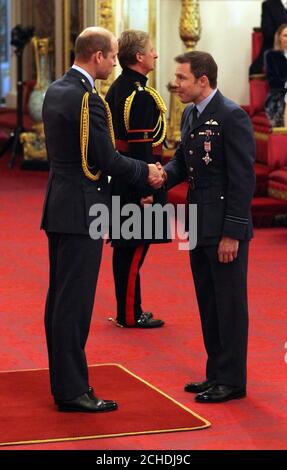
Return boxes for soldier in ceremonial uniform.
[106,30,169,329]
[164,51,256,403]
[41,27,164,412]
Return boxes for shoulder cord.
[124,86,167,147]
[80,92,115,181]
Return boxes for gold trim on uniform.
[124,83,167,147]
[124,90,137,131]
[100,94,116,148]
[80,91,115,181]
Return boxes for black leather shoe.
[142,311,153,319]
[115,312,164,328]
[54,386,95,405]
[184,380,215,393]
[57,393,118,412]
[195,384,246,403]
[136,312,164,328]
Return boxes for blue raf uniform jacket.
[41,68,149,235]
[164,90,256,246]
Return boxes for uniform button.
[98,187,101,191]
[220,196,224,200]
[189,167,194,172]
[189,150,194,155]
[190,134,195,139]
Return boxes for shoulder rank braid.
[124,83,167,147]
[80,91,115,181]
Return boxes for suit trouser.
[44,232,103,401]
[190,241,249,389]
[112,245,149,326]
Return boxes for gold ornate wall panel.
[96,0,116,95]
[97,0,115,32]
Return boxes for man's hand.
[155,162,167,183]
[218,237,239,263]
[148,163,164,189]
[140,195,154,207]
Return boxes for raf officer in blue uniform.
[164,51,256,403]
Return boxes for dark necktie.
[191,105,199,127]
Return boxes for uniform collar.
[196,89,218,116]
[190,90,222,131]
[72,64,95,89]
[122,67,148,86]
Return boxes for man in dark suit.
[106,30,169,329]
[41,26,164,412]
[250,0,287,75]
[164,51,256,403]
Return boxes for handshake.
[147,162,167,189]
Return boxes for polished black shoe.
[142,311,153,320]
[57,393,118,412]
[184,379,215,394]
[136,312,164,328]
[54,386,95,405]
[195,384,246,403]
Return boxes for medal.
[204,141,211,153]
[202,154,212,165]
[203,131,212,165]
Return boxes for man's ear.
[135,51,143,64]
[93,50,103,64]
[200,75,209,87]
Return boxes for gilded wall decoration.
[96,0,115,96]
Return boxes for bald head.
[75,27,115,62]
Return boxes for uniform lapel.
[191,90,222,131]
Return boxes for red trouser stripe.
[125,245,145,326]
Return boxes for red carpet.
[1,154,287,450]
[0,364,209,446]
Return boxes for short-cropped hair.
[175,51,218,88]
[75,31,112,61]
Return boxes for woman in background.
[265,23,287,127]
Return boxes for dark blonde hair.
[118,30,150,68]
[274,23,287,50]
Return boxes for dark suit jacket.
[41,68,148,235]
[265,49,287,89]
[164,90,256,247]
